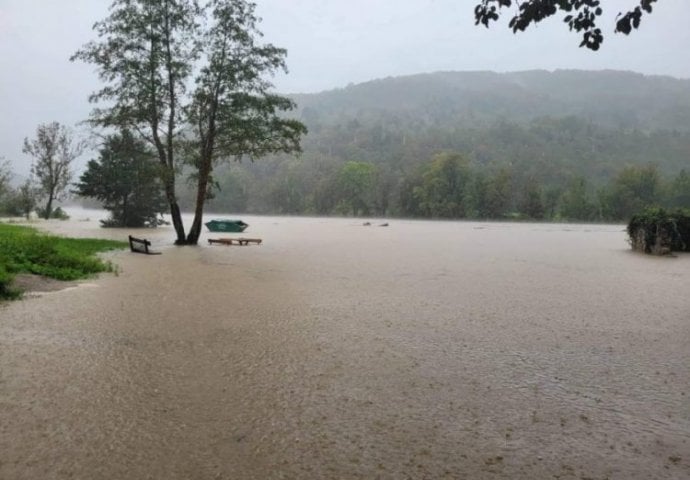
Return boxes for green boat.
[204,219,249,233]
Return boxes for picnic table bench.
[129,235,161,255]
[208,237,262,246]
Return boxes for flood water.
[1,210,689,479]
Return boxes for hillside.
[174,70,690,220]
[292,69,690,132]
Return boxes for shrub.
[0,264,20,299]
[35,206,70,220]
[627,207,690,254]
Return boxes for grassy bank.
[0,223,127,299]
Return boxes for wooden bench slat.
[208,237,262,246]
[129,235,161,255]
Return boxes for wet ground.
[1,212,688,479]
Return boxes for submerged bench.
[208,237,262,246]
[128,235,161,255]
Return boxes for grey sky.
[1,0,688,178]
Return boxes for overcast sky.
[1,0,688,178]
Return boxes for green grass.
[0,223,127,300]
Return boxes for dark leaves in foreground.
[474,0,658,50]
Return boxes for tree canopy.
[72,0,306,244]
[74,131,168,228]
[22,122,84,219]
[474,0,659,50]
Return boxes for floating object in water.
[208,238,262,246]
[205,219,249,233]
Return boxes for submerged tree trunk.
[160,160,186,244]
[186,157,212,245]
[186,93,218,245]
[165,182,186,244]
[43,195,54,220]
[186,185,206,245]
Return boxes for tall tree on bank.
[72,0,198,243]
[72,0,305,245]
[474,0,659,50]
[184,0,306,242]
[22,122,84,219]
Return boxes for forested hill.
[292,70,690,132]
[179,70,690,221]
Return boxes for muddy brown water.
[1,210,688,479]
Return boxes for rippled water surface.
[1,211,688,479]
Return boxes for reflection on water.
[1,209,689,479]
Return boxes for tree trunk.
[161,171,186,244]
[122,194,129,228]
[170,201,186,244]
[186,158,212,245]
[44,195,53,220]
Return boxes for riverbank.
[0,222,125,299]
[1,215,688,479]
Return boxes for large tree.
[74,131,168,228]
[414,153,472,218]
[602,164,661,219]
[333,161,378,216]
[72,0,306,245]
[474,0,659,50]
[22,122,84,219]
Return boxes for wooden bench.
[129,235,161,255]
[208,237,262,246]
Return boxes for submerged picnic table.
[208,237,262,246]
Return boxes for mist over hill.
[177,70,690,220]
[292,69,690,132]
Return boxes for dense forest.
[171,70,690,220]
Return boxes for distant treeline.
[183,156,689,222]
[175,115,690,221]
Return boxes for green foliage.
[414,153,471,218]
[15,181,39,218]
[559,177,597,221]
[211,166,250,213]
[1,179,39,219]
[0,159,24,218]
[293,71,690,133]
[627,207,690,254]
[667,170,690,209]
[0,265,20,299]
[0,158,11,200]
[74,131,167,228]
[602,165,661,220]
[174,71,689,221]
[332,161,377,216]
[23,122,84,220]
[519,179,545,220]
[72,0,306,244]
[35,206,70,220]
[0,223,126,300]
